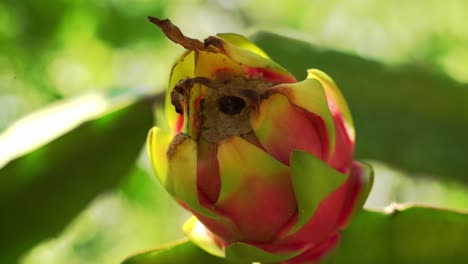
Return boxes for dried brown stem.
[147,16,221,53]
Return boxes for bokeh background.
[0,0,467,263]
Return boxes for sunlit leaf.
[0,94,154,263]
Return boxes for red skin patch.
[257,104,328,166]
[243,66,297,84]
[175,115,183,134]
[214,172,297,243]
[196,141,221,205]
[337,161,364,228]
[328,113,354,174]
[283,233,340,264]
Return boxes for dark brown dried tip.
[167,133,191,159]
[170,77,196,115]
[147,16,221,53]
[170,77,213,115]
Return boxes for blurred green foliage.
[123,207,468,264]
[0,95,154,263]
[2,0,468,131]
[325,207,468,264]
[0,0,467,263]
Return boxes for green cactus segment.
[166,51,194,134]
[308,69,355,142]
[165,135,219,220]
[225,242,301,264]
[147,127,171,185]
[288,150,348,235]
[271,78,336,157]
[324,207,468,264]
[183,217,225,258]
[216,33,270,58]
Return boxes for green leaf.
[0,94,154,262]
[123,206,468,264]
[122,239,231,264]
[289,150,347,234]
[325,207,468,264]
[122,206,467,264]
[251,32,468,184]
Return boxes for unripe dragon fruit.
[147,17,373,264]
